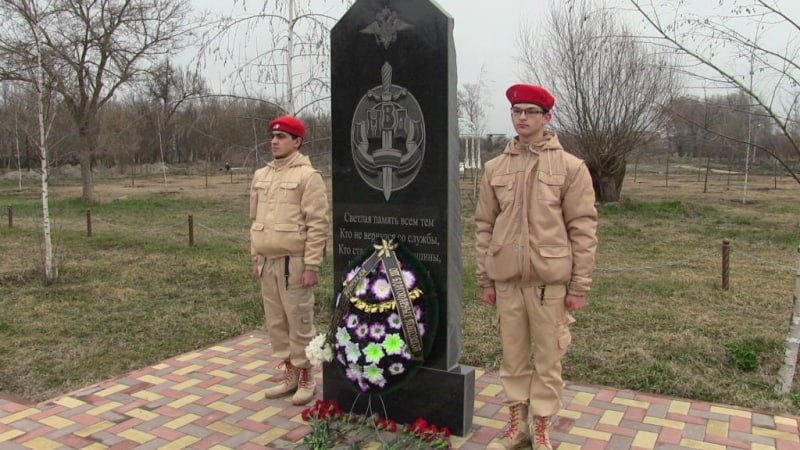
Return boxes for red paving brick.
[0,331,797,450]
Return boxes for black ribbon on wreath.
[327,238,438,395]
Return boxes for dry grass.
[1,166,799,415]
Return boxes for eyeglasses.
[510,107,546,117]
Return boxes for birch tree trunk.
[14,110,22,192]
[775,246,800,394]
[34,22,56,283]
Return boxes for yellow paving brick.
[558,444,582,450]
[209,369,237,380]
[473,415,507,429]
[752,426,800,443]
[643,416,685,430]
[0,408,39,424]
[710,406,751,419]
[570,426,612,441]
[158,435,200,450]
[168,394,201,409]
[95,384,128,397]
[449,435,467,449]
[632,431,658,449]
[774,416,798,427]
[679,439,726,450]
[164,413,201,430]
[241,349,262,358]
[209,384,238,395]
[209,345,234,353]
[474,368,485,378]
[208,421,243,436]
[174,364,202,376]
[87,401,123,416]
[668,400,691,415]
[252,427,288,445]
[138,375,168,385]
[600,410,624,426]
[126,408,160,421]
[751,444,776,450]
[22,437,61,450]
[557,409,581,420]
[39,415,76,429]
[132,390,163,402]
[248,388,271,401]
[208,401,241,415]
[119,429,156,444]
[54,396,85,408]
[152,363,170,370]
[249,406,283,422]
[239,337,261,346]
[572,392,594,406]
[209,357,235,366]
[172,378,202,391]
[242,360,268,371]
[82,444,108,450]
[176,352,203,362]
[75,420,115,437]
[706,420,729,437]
[612,397,650,409]
[0,429,25,442]
[479,384,503,397]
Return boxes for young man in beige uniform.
[475,85,598,449]
[250,115,329,406]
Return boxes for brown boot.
[532,415,553,450]
[291,367,316,405]
[264,360,298,399]
[487,403,530,450]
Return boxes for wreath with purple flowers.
[330,240,438,394]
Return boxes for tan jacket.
[474,131,597,295]
[249,151,329,271]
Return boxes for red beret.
[268,115,305,139]
[506,84,555,111]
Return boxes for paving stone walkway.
[1,331,798,449]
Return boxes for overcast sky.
[192,0,800,136]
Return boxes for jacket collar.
[504,130,563,155]
[268,151,310,169]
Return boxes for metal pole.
[188,214,194,247]
[86,209,92,237]
[721,239,731,290]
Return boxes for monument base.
[322,362,475,436]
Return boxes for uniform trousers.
[495,282,574,417]
[260,255,316,369]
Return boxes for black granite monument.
[323,0,475,436]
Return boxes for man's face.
[271,131,301,159]
[510,103,551,139]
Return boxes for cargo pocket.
[255,181,270,202]
[533,245,571,284]
[537,171,564,203]
[278,181,300,204]
[490,175,515,209]
[250,222,267,254]
[485,243,520,281]
[296,303,315,338]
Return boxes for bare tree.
[517,0,679,202]
[201,0,347,117]
[627,0,800,186]
[0,1,58,281]
[0,0,195,202]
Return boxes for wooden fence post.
[7,206,12,228]
[86,210,92,237]
[721,239,731,290]
[775,246,800,394]
[188,214,194,247]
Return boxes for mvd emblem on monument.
[351,9,425,201]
